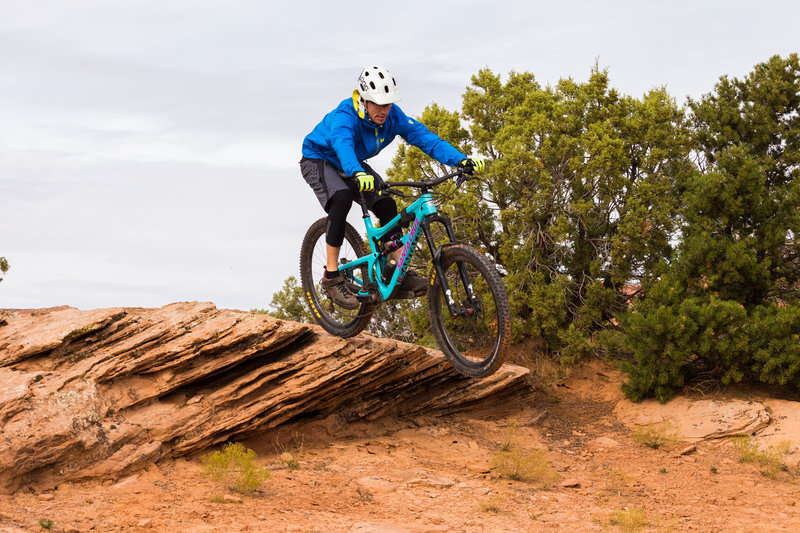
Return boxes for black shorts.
[300,158,384,212]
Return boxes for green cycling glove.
[458,157,486,172]
[353,171,374,191]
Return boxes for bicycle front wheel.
[299,217,375,337]
[428,244,511,377]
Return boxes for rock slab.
[613,397,771,441]
[0,303,529,493]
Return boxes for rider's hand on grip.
[353,171,374,191]
[458,157,485,174]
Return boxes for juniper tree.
[388,67,691,356]
[619,54,800,401]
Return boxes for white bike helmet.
[357,65,402,105]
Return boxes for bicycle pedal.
[355,292,380,304]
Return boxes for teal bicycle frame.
[339,190,436,302]
[338,169,476,314]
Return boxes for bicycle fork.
[422,215,480,319]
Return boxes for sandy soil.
[2,360,799,533]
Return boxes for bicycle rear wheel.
[428,244,511,377]
[299,217,375,337]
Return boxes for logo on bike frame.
[397,217,421,281]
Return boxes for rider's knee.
[326,188,354,213]
[372,196,398,224]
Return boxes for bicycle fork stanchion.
[423,213,479,314]
[424,218,475,319]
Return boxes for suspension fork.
[422,215,478,318]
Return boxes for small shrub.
[491,421,558,486]
[38,519,54,530]
[492,446,559,486]
[630,420,680,449]
[478,494,505,514]
[609,507,648,532]
[274,432,305,470]
[281,454,300,470]
[499,420,519,452]
[201,442,271,494]
[731,436,792,479]
[511,338,567,387]
[604,467,635,497]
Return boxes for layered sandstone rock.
[0,303,529,493]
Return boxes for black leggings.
[325,189,400,247]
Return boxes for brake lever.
[381,187,407,198]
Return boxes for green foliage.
[270,55,800,402]
[388,66,692,356]
[366,295,436,347]
[617,54,800,402]
[200,442,271,494]
[264,275,314,323]
[0,256,8,283]
[618,280,750,402]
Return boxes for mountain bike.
[299,167,511,377]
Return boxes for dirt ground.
[2,360,800,533]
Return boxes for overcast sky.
[2,1,798,311]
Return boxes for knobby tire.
[428,244,511,377]
[299,217,375,337]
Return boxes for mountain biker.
[300,65,485,309]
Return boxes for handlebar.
[385,168,465,189]
[338,167,477,199]
[381,167,478,198]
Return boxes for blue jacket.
[302,92,466,176]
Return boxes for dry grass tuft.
[731,436,793,479]
[492,422,559,487]
[608,507,648,532]
[630,420,680,449]
[200,442,271,495]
